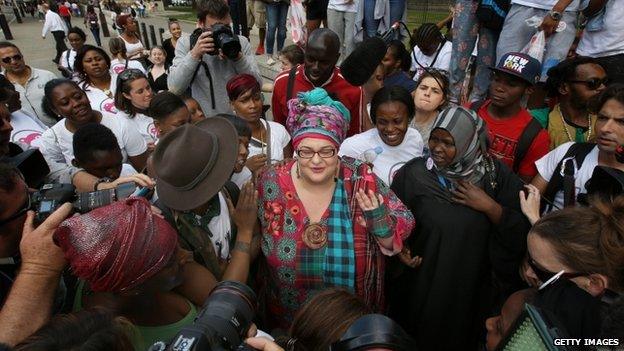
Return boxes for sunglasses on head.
[568,77,608,90]
[527,255,585,283]
[1,54,23,64]
[118,68,145,81]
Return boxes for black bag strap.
[513,118,543,173]
[286,66,297,102]
[542,142,596,211]
[470,100,486,113]
[189,60,216,110]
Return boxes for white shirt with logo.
[10,110,48,149]
[40,111,147,181]
[117,110,157,144]
[339,127,424,185]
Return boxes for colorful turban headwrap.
[286,88,351,148]
[53,197,178,293]
[226,73,261,101]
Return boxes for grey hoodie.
[167,33,262,116]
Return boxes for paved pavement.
[2,6,283,82]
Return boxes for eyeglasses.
[527,255,585,283]
[568,77,608,90]
[0,188,31,226]
[296,147,337,159]
[117,68,145,81]
[1,54,23,64]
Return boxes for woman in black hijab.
[389,106,531,350]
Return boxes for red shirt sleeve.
[271,79,287,126]
[518,129,551,178]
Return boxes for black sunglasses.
[527,255,585,283]
[568,77,608,90]
[1,54,23,64]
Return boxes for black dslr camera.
[150,281,257,351]
[32,182,137,224]
[189,24,241,60]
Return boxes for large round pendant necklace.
[302,223,327,250]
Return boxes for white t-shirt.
[208,193,232,260]
[83,83,118,114]
[249,119,291,161]
[231,167,252,189]
[40,111,147,165]
[410,41,452,82]
[10,110,48,149]
[117,111,157,144]
[110,58,147,76]
[121,163,138,176]
[576,1,624,58]
[60,49,77,72]
[236,119,291,184]
[511,0,579,11]
[327,0,357,13]
[535,142,599,211]
[339,127,424,185]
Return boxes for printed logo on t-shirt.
[147,122,158,141]
[488,132,517,167]
[12,129,41,146]
[503,55,529,74]
[100,99,118,114]
[112,65,126,75]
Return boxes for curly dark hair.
[545,56,602,98]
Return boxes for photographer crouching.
[167,0,262,117]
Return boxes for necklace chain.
[558,105,592,142]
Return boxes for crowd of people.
[1,0,624,350]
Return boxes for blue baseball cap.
[490,52,542,85]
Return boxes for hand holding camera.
[20,203,73,275]
[190,24,242,61]
[190,29,216,61]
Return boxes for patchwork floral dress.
[257,157,414,329]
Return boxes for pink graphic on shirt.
[100,100,118,114]
[113,65,126,74]
[148,123,158,140]
[13,130,42,146]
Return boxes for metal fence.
[406,0,453,30]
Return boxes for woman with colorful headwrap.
[54,197,236,350]
[389,106,531,350]
[227,74,293,185]
[256,87,414,330]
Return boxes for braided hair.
[411,23,444,52]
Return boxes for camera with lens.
[32,182,137,224]
[150,281,258,351]
[189,24,241,60]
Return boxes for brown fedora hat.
[153,118,238,211]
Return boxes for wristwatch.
[93,177,111,191]
[548,10,562,21]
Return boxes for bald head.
[304,29,341,86]
[307,29,341,56]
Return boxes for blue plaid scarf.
[323,178,355,290]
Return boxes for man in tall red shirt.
[473,52,550,182]
[271,29,365,137]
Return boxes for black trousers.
[52,30,67,64]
